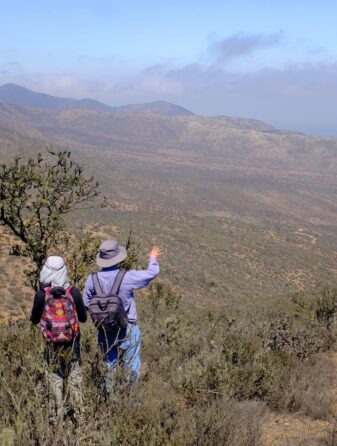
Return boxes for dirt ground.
[260,352,337,445]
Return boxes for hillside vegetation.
[1,283,337,445]
[2,86,337,444]
[1,86,337,302]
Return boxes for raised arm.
[128,246,161,289]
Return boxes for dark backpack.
[88,270,128,332]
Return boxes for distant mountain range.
[0,84,336,175]
[1,81,337,229]
[0,83,195,116]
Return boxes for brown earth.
[260,415,331,446]
[0,230,33,319]
[260,352,337,445]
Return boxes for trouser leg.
[105,361,118,401]
[98,330,120,399]
[46,368,64,418]
[121,324,141,383]
[67,361,83,415]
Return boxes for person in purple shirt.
[83,239,161,396]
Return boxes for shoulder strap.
[110,270,127,296]
[65,287,76,307]
[92,273,103,295]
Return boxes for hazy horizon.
[1,0,337,136]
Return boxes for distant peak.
[0,83,194,116]
[113,100,195,116]
[0,83,31,91]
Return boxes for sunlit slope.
[1,101,337,174]
[1,96,337,307]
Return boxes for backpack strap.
[92,273,104,295]
[110,270,127,296]
[64,286,76,308]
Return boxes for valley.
[1,84,337,314]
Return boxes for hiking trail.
[295,230,317,246]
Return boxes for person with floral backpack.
[30,256,87,422]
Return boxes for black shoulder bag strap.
[110,270,127,296]
[92,273,104,295]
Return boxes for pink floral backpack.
[40,287,79,343]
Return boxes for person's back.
[83,241,161,395]
[83,248,160,322]
[30,256,87,421]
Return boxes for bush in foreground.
[1,284,337,445]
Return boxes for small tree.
[65,230,139,289]
[0,150,101,290]
[66,231,101,289]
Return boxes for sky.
[1,0,337,135]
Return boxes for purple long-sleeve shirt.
[83,257,160,322]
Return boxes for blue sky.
[1,0,337,135]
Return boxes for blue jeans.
[98,323,141,393]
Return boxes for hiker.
[83,240,161,396]
[30,256,87,421]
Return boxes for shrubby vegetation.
[0,151,102,290]
[1,283,337,445]
[1,151,337,444]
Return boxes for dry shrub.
[269,357,334,419]
[0,302,265,445]
[0,284,337,444]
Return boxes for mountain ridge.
[1,96,336,176]
[1,84,337,302]
[0,83,194,116]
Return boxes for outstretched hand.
[149,246,162,259]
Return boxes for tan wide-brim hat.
[96,239,127,268]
